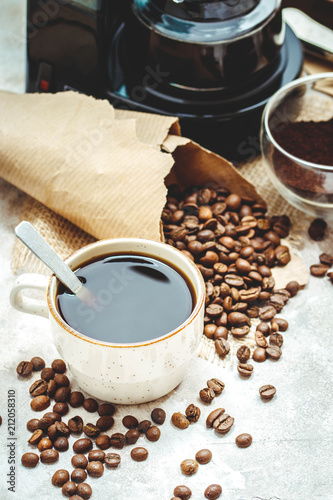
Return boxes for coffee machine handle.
[10,274,49,318]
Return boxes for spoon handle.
[15,221,83,295]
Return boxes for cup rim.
[262,72,333,170]
[47,237,205,348]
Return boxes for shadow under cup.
[47,238,205,404]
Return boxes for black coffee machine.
[26,0,303,160]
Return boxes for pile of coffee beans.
[162,186,301,368]
[18,356,167,499]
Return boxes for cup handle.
[10,274,50,318]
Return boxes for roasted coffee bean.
[266,346,282,360]
[146,425,161,442]
[259,305,277,321]
[207,378,225,395]
[237,363,254,378]
[70,392,85,408]
[308,218,326,241]
[310,264,329,277]
[96,435,111,450]
[53,402,69,416]
[171,412,190,429]
[87,461,104,478]
[214,326,228,340]
[27,418,40,432]
[96,415,114,432]
[21,452,39,468]
[105,453,121,468]
[83,398,98,413]
[215,338,230,357]
[122,415,138,429]
[231,325,250,337]
[206,409,234,434]
[71,468,87,483]
[138,420,152,433]
[204,484,222,500]
[44,411,62,423]
[47,379,57,398]
[88,450,105,462]
[206,408,225,428]
[185,404,201,423]
[73,438,93,454]
[319,252,333,266]
[252,347,267,363]
[285,280,300,297]
[54,436,69,452]
[72,454,89,469]
[68,416,84,434]
[180,459,198,476]
[195,449,212,465]
[62,481,77,497]
[68,495,83,500]
[40,449,59,464]
[83,423,100,438]
[110,433,126,449]
[269,332,284,347]
[227,312,250,327]
[256,322,270,336]
[38,437,53,452]
[275,245,291,265]
[28,429,43,445]
[53,373,70,387]
[47,423,58,441]
[54,386,71,403]
[235,433,252,448]
[271,318,289,332]
[259,384,276,400]
[131,447,148,462]
[52,469,70,487]
[206,304,223,318]
[37,416,54,431]
[199,387,215,404]
[77,483,92,500]
[151,408,166,425]
[125,429,140,445]
[173,485,192,500]
[255,330,268,348]
[236,345,251,363]
[97,403,115,417]
[31,356,45,371]
[31,395,50,412]
[328,272,333,284]
[51,359,66,374]
[17,361,33,377]
[204,324,217,339]
[41,367,55,382]
[55,420,70,437]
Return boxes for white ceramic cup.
[10,238,205,404]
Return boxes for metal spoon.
[15,221,91,302]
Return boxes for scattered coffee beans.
[310,264,329,277]
[171,412,190,429]
[235,433,252,448]
[83,423,100,438]
[96,415,114,431]
[204,484,222,500]
[138,420,151,433]
[180,459,198,476]
[51,359,67,374]
[88,450,105,462]
[29,379,48,397]
[54,373,70,387]
[73,438,93,454]
[110,433,126,449]
[27,418,40,432]
[83,398,98,413]
[125,429,140,445]
[41,367,55,382]
[146,425,161,442]
[16,361,33,377]
[38,437,53,452]
[21,452,39,468]
[62,481,77,497]
[122,415,138,429]
[97,403,115,417]
[173,485,192,500]
[131,447,148,462]
[252,347,267,363]
[151,408,166,425]
[53,402,69,416]
[54,436,69,452]
[28,429,43,445]
[71,454,88,469]
[237,363,253,377]
[206,408,234,434]
[54,387,71,403]
[259,384,276,400]
[31,395,50,412]
[68,416,84,434]
[52,469,70,487]
[199,387,215,404]
[40,449,59,464]
[236,345,251,363]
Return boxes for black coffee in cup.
[56,253,195,343]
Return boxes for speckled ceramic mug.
[10,238,205,404]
